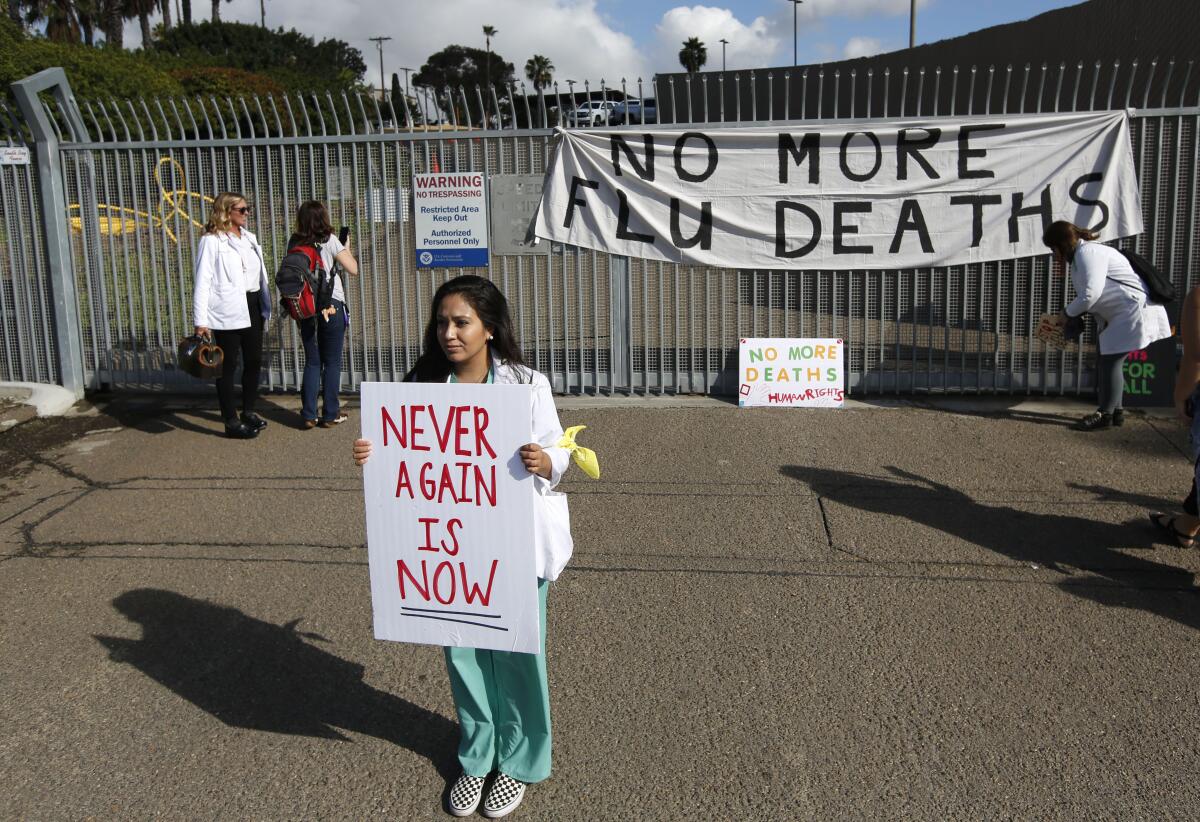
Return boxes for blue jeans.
[300,300,346,422]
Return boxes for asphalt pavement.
[1,391,1198,820]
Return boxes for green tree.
[481,24,495,89]
[524,54,553,91]
[151,20,366,92]
[414,44,514,126]
[678,36,706,74]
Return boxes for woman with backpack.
[288,201,358,429]
[193,192,272,439]
[351,275,574,819]
[1043,221,1172,431]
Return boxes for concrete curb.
[0,382,79,418]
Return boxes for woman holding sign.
[353,275,574,819]
[1043,221,1171,431]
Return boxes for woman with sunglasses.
[193,192,273,439]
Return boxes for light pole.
[909,0,916,48]
[400,66,414,98]
[369,36,392,101]
[719,38,729,71]
[788,0,803,66]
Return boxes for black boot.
[225,419,259,439]
[1112,408,1125,427]
[1074,410,1112,431]
[240,412,268,433]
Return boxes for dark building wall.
[655,0,1200,122]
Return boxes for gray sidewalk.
[2,394,1198,820]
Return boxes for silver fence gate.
[3,61,1198,396]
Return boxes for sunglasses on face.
[232,206,252,214]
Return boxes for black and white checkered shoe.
[447,772,486,817]
[481,772,526,818]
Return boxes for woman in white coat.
[193,192,273,439]
[351,275,573,819]
[1044,221,1172,430]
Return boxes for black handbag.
[177,334,224,379]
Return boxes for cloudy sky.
[135,0,1084,90]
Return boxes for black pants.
[212,291,264,423]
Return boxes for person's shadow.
[95,589,458,779]
[783,465,1200,631]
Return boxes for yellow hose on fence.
[68,157,212,244]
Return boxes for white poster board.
[738,338,845,407]
[413,172,490,268]
[535,111,1142,270]
[360,382,540,653]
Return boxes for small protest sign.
[1122,338,1176,408]
[738,338,845,407]
[360,382,540,654]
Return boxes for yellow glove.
[556,424,600,479]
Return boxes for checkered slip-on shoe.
[447,772,486,817]
[481,772,526,818]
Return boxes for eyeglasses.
[232,206,252,214]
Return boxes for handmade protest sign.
[360,382,540,654]
[535,111,1142,270]
[738,338,845,407]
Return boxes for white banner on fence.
[738,338,845,407]
[360,382,540,654]
[535,111,1142,270]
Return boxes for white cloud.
[129,0,652,91]
[843,36,885,59]
[654,6,782,72]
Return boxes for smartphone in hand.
[338,226,349,245]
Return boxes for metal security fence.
[3,62,1199,396]
[0,106,59,384]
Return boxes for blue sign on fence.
[413,173,490,268]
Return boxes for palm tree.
[16,0,82,42]
[678,37,707,74]
[129,0,155,44]
[482,24,497,90]
[524,54,554,91]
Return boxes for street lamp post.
[788,0,803,67]
[909,0,916,48]
[719,38,729,72]
[369,36,391,101]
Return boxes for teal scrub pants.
[444,579,551,783]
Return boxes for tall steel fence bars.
[3,61,1198,396]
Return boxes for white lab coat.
[492,357,574,582]
[193,230,273,330]
[1065,240,1171,355]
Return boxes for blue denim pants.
[300,300,346,423]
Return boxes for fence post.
[610,255,631,392]
[10,68,89,398]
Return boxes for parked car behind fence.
[568,100,617,127]
[609,99,657,126]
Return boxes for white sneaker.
[448,772,486,817]
[481,772,526,818]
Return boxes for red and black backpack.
[275,243,335,321]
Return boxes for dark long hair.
[405,275,527,383]
[288,200,334,247]
[1043,220,1100,262]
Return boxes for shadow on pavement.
[95,588,457,777]
[783,465,1200,631]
